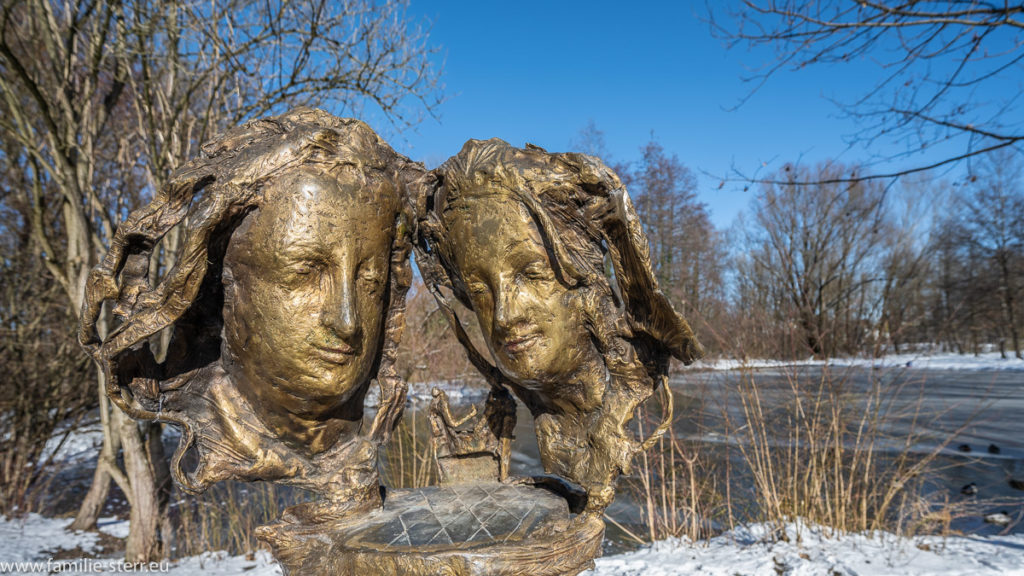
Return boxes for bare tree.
[928,217,965,352]
[621,140,726,353]
[0,0,442,561]
[959,149,1024,358]
[731,221,794,358]
[928,213,1003,354]
[571,124,730,353]
[712,1,1024,178]
[569,119,612,160]
[0,141,94,517]
[396,279,480,384]
[739,162,888,357]
[877,175,944,353]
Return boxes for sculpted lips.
[312,341,358,364]
[502,331,541,355]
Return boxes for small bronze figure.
[414,138,703,514]
[429,386,517,484]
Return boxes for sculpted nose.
[321,271,360,340]
[493,280,521,332]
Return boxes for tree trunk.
[74,373,170,562]
[70,370,119,530]
[120,413,165,562]
[149,422,175,557]
[997,256,1022,359]
[800,311,823,357]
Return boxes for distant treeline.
[556,136,1024,363]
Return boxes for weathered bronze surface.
[259,482,604,576]
[414,138,704,514]
[430,386,516,485]
[81,110,702,576]
[79,108,419,508]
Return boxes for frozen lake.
[479,363,1024,541]
[674,366,1024,502]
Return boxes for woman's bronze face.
[222,167,394,419]
[444,195,592,387]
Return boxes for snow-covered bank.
[4,514,1024,576]
[693,351,1024,372]
[0,514,280,575]
[0,514,103,564]
[586,522,1024,576]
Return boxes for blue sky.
[381,1,1010,228]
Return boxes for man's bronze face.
[444,195,591,387]
[223,167,394,419]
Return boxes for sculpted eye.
[357,259,385,287]
[289,261,318,276]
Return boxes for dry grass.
[610,375,733,547]
[610,362,983,546]
[174,481,309,556]
[379,409,437,490]
[723,364,963,540]
[616,406,724,545]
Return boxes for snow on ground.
[0,514,281,575]
[694,351,1024,372]
[38,416,183,468]
[406,380,490,404]
[364,379,490,408]
[0,514,101,564]
[96,517,130,539]
[38,420,104,466]
[586,522,1024,576]
[165,550,279,576]
[3,514,1024,575]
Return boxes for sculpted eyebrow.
[277,241,324,260]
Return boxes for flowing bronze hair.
[413,138,703,415]
[79,108,421,492]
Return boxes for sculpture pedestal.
[258,482,604,576]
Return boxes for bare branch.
[712,1,1024,178]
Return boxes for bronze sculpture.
[414,138,703,514]
[78,108,417,510]
[80,111,702,576]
